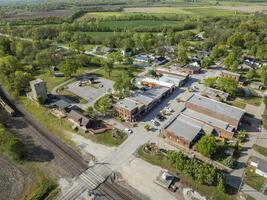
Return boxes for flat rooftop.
[116,86,170,110]
[201,87,229,99]
[221,70,240,77]
[132,86,170,106]
[187,94,245,121]
[251,156,267,173]
[115,98,141,111]
[165,114,202,141]
[142,77,174,88]
[30,79,45,84]
[183,109,235,132]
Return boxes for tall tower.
[30,79,48,103]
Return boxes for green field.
[84,130,127,146]
[79,6,246,22]
[18,97,74,145]
[95,64,142,81]
[244,167,267,195]
[99,20,181,29]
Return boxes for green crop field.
[99,20,181,29]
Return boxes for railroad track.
[0,87,88,176]
[0,87,138,200]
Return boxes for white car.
[151,119,160,126]
[124,128,133,134]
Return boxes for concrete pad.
[119,156,183,200]
[71,133,115,161]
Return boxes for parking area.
[67,75,113,108]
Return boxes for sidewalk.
[241,184,267,200]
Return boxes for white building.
[250,156,267,178]
[30,79,48,103]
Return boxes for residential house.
[133,55,150,63]
[68,109,92,131]
[220,70,241,82]
[121,48,132,57]
[155,56,168,65]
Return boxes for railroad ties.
[57,164,111,200]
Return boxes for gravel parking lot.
[119,156,184,200]
[67,76,114,109]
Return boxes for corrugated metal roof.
[165,114,202,141]
[187,94,244,121]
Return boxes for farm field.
[99,20,181,29]
[0,9,74,20]
[123,6,247,16]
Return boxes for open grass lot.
[227,99,247,109]
[253,145,267,157]
[18,97,74,145]
[137,145,237,200]
[35,70,68,93]
[99,20,181,29]
[244,167,267,195]
[95,64,143,81]
[244,96,262,107]
[87,32,120,40]
[85,130,127,147]
[226,96,262,109]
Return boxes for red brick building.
[182,94,245,139]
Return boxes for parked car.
[156,114,166,121]
[124,128,133,134]
[151,119,160,126]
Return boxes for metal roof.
[201,87,229,100]
[115,98,140,111]
[183,109,234,132]
[142,77,175,88]
[165,114,202,141]
[187,94,245,121]
[251,156,267,173]
[51,99,71,110]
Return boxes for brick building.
[115,86,172,122]
[182,94,245,139]
[161,114,203,148]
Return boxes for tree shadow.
[2,116,55,162]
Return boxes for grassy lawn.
[137,145,237,200]
[227,96,262,109]
[95,64,142,81]
[35,67,100,93]
[35,70,68,93]
[253,145,267,157]
[244,167,267,195]
[99,20,181,29]
[85,130,127,147]
[18,97,73,145]
[227,99,246,109]
[244,96,262,107]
